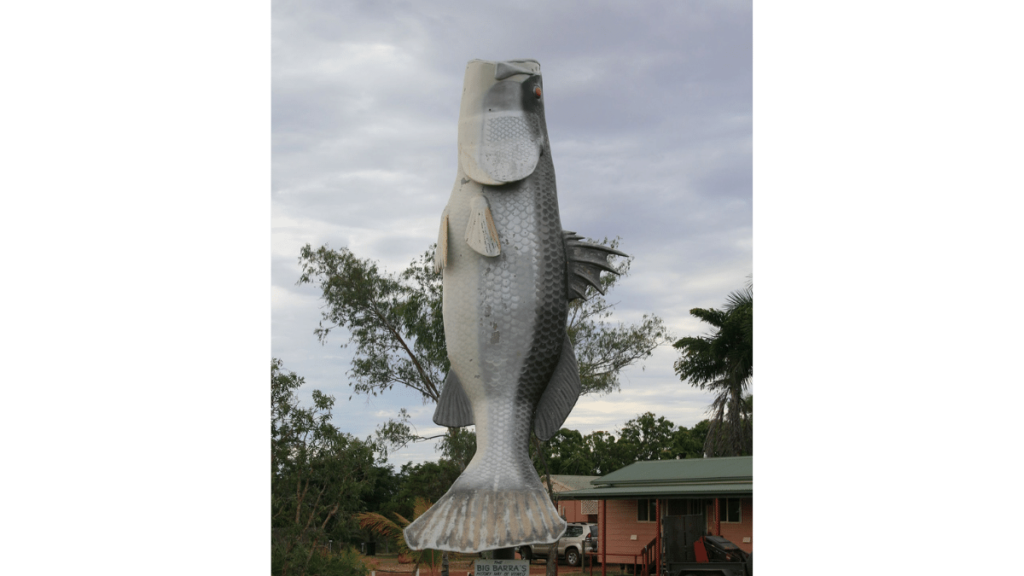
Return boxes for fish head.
[458,59,548,186]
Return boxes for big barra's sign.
[474,559,529,576]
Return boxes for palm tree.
[356,498,451,576]
[673,281,752,457]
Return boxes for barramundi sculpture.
[403,59,623,554]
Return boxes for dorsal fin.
[563,232,628,301]
[433,370,474,428]
[532,332,581,441]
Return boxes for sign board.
[474,559,529,576]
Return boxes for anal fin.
[433,370,474,428]
[464,194,501,257]
[532,332,582,441]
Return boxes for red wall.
[597,500,658,565]
[559,500,597,524]
[716,498,753,554]
[593,497,753,567]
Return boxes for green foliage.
[297,245,445,404]
[297,240,671,456]
[567,238,673,395]
[395,460,463,512]
[671,420,710,460]
[529,413,715,476]
[270,544,369,576]
[617,412,678,461]
[673,280,753,457]
[437,427,477,471]
[272,359,377,575]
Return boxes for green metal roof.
[552,456,753,501]
[555,482,752,500]
[591,457,752,487]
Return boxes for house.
[540,475,600,523]
[555,456,752,575]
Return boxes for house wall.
[597,500,658,565]
[716,498,753,554]
[591,497,753,567]
[559,500,597,524]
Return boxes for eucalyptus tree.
[297,240,671,454]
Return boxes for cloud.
[272,1,752,468]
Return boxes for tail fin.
[404,486,566,553]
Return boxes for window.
[721,498,741,523]
[637,499,657,522]
[581,500,598,515]
[565,525,583,537]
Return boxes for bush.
[271,542,369,576]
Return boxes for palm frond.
[356,512,404,541]
[413,497,433,520]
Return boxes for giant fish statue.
[403,59,624,554]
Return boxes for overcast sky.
[272,1,752,468]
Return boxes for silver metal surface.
[405,59,619,554]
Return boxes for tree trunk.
[546,544,558,576]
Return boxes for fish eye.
[533,85,542,99]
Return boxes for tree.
[567,239,672,395]
[617,412,679,461]
[670,420,710,459]
[297,246,445,405]
[297,241,671,451]
[673,281,753,457]
[272,359,375,576]
[544,429,595,476]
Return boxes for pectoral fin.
[433,370,474,428]
[464,194,501,257]
[434,206,450,273]
[532,333,582,441]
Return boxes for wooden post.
[654,500,660,576]
[714,498,721,536]
[601,500,607,576]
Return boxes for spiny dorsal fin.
[433,370,474,428]
[532,332,581,441]
[465,194,501,257]
[563,231,628,301]
[434,206,450,274]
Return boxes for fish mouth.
[458,60,545,186]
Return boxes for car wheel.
[566,547,580,567]
[521,547,532,561]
